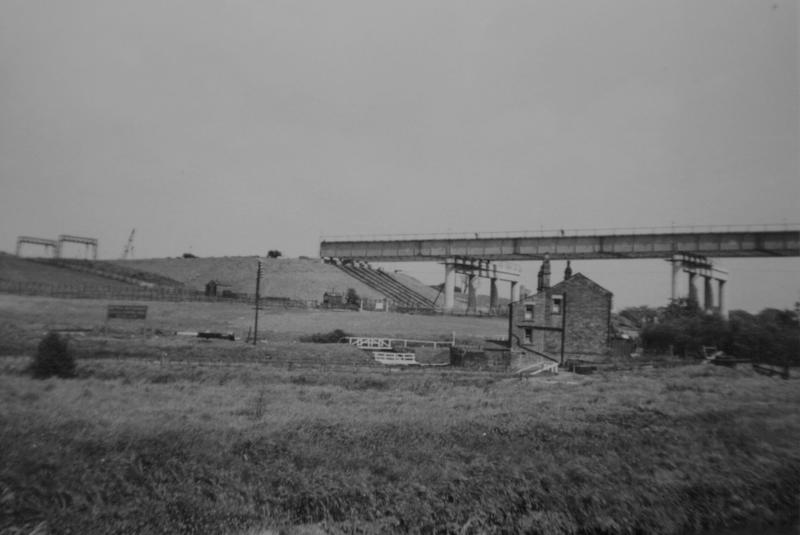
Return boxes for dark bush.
[30,332,76,379]
[345,288,360,306]
[728,309,799,366]
[643,311,729,358]
[641,303,798,364]
[299,329,350,343]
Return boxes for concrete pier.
[717,280,727,316]
[671,260,681,300]
[510,280,520,302]
[669,253,728,313]
[703,277,713,311]
[489,278,498,312]
[688,273,698,303]
[441,257,520,312]
[444,261,456,311]
[467,274,477,314]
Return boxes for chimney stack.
[538,254,551,291]
[564,260,573,280]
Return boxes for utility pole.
[253,260,262,345]
[560,295,567,366]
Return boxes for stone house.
[508,258,613,362]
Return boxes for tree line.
[623,299,799,365]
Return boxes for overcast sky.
[1,0,797,311]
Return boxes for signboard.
[106,304,148,320]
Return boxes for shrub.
[641,304,798,364]
[642,311,728,358]
[345,288,360,306]
[728,309,799,365]
[299,329,350,343]
[30,332,76,379]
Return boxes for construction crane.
[121,229,135,259]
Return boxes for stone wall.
[449,346,511,371]
[560,275,612,358]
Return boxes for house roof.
[549,272,612,296]
[511,272,611,305]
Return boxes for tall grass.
[1,357,798,534]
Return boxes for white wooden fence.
[345,336,453,349]
[373,352,418,365]
[516,361,559,376]
[346,337,393,350]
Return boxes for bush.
[30,332,76,379]
[641,303,799,364]
[299,329,350,343]
[728,309,799,366]
[345,288,360,306]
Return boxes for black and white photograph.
[0,1,798,533]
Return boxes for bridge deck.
[321,227,800,261]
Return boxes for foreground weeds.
[1,358,799,534]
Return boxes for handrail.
[517,361,559,376]
[321,222,800,242]
[509,333,560,363]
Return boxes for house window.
[524,304,534,320]
[552,296,563,315]
[523,327,533,344]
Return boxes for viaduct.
[320,225,800,314]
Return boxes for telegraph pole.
[253,260,262,345]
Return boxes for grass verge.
[1,355,798,534]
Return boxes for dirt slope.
[0,254,135,289]
[112,257,389,301]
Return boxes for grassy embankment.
[112,257,391,301]
[1,352,798,534]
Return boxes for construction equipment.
[121,229,135,259]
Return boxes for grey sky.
[1,0,797,310]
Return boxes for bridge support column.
[717,280,727,317]
[671,257,680,301]
[688,273,698,304]
[444,261,455,312]
[467,274,477,314]
[489,278,498,313]
[510,280,520,303]
[703,276,713,311]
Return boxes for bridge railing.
[321,222,800,242]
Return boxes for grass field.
[1,294,799,534]
[1,355,798,534]
[0,294,508,354]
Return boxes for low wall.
[449,346,511,371]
